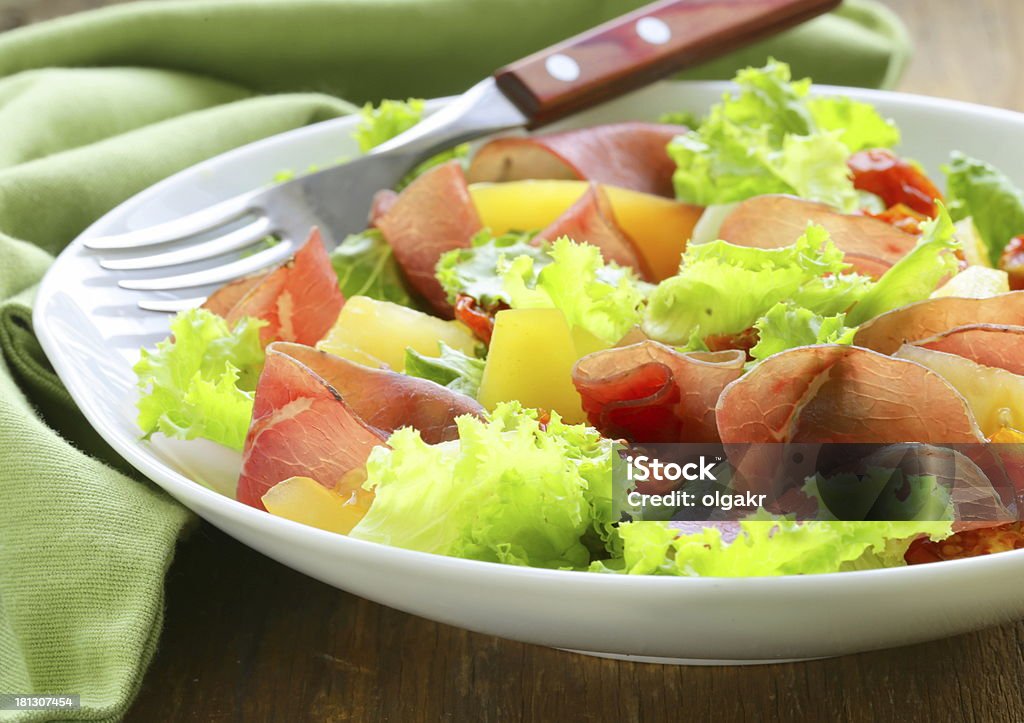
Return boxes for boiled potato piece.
[469,180,703,281]
[317,296,477,371]
[931,265,1009,299]
[477,308,587,423]
[894,344,1024,437]
[262,476,373,535]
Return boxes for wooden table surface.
[4,0,1022,720]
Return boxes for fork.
[84,0,839,312]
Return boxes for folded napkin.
[0,1,909,719]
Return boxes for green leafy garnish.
[349,403,616,569]
[135,309,265,451]
[749,302,855,361]
[593,520,950,576]
[846,206,961,325]
[404,342,485,398]
[501,237,646,345]
[330,229,417,307]
[669,60,899,210]
[643,224,871,345]
[435,230,544,307]
[354,98,468,187]
[944,152,1024,265]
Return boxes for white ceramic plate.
[34,81,1024,664]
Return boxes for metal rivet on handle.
[545,53,581,82]
[636,16,671,45]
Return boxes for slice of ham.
[716,345,983,444]
[853,292,1024,355]
[202,229,344,346]
[237,342,483,510]
[572,341,745,443]
[535,183,652,279]
[201,272,268,317]
[914,324,1024,375]
[467,122,689,198]
[374,161,482,317]
[717,195,919,278]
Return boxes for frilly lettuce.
[354,98,468,187]
[643,224,871,345]
[501,237,646,345]
[435,230,545,308]
[944,152,1024,265]
[749,302,855,361]
[593,520,950,577]
[135,308,265,450]
[349,403,616,568]
[846,206,961,325]
[669,60,899,210]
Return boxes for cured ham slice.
[467,123,689,198]
[201,272,268,317]
[913,324,1024,375]
[202,229,344,346]
[535,184,652,279]
[572,341,745,443]
[374,161,482,317]
[717,195,919,277]
[716,345,983,444]
[853,292,1024,355]
[237,342,484,509]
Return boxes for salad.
[135,61,1024,577]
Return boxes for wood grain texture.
[2,0,1022,720]
[495,0,840,126]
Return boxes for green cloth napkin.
[0,1,909,719]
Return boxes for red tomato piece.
[848,149,943,218]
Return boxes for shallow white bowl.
[34,81,1024,664]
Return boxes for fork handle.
[494,0,840,127]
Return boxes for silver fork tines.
[83,79,529,310]
[99,217,275,271]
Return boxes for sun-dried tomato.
[999,235,1024,291]
[704,327,759,356]
[905,522,1024,565]
[848,149,943,218]
[454,294,505,345]
[865,203,928,235]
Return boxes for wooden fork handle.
[494,0,841,127]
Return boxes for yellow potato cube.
[469,180,702,281]
[477,308,587,423]
[317,296,478,371]
[262,475,373,535]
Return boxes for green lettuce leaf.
[501,237,646,345]
[404,342,484,398]
[643,225,871,345]
[944,152,1024,265]
[669,60,899,210]
[749,302,855,361]
[135,309,265,451]
[330,229,417,307]
[353,98,468,187]
[435,230,544,307]
[807,96,901,152]
[349,403,616,569]
[846,207,961,325]
[598,520,950,577]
